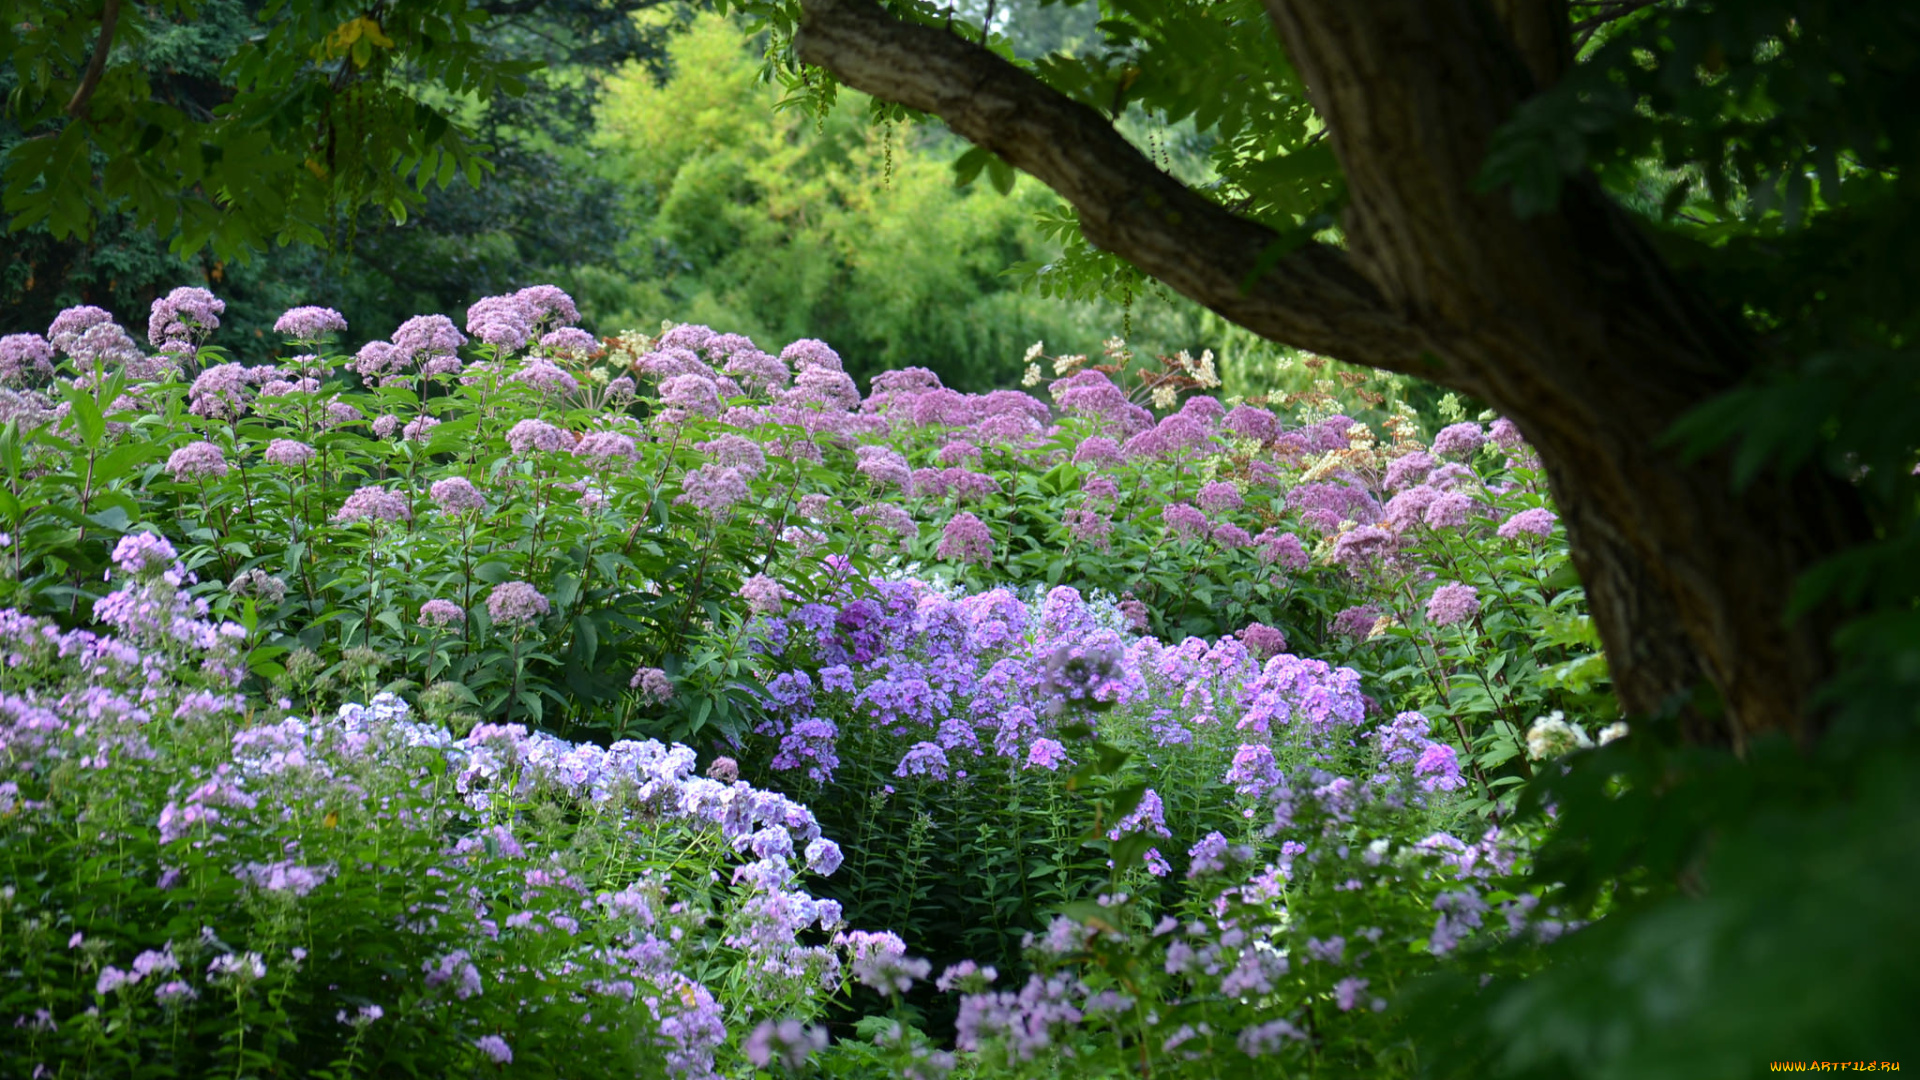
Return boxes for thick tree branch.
[793,0,1434,377]
[65,0,120,119]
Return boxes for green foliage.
[1,0,667,352]
[592,15,1154,392]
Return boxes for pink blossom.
[1497,507,1556,539]
[936,512,993,563]
[486,581,549,628]
[273,306,347,340]
[1425,582,1480,627]
[167,441,229,481]
[333,486,412,524]
[263,439,314,468]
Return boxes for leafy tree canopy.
[0,0,681,256]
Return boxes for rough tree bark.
[793,0,1870,749]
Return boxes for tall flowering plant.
[0,534,879,1078]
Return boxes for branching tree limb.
[793,0,1438,379]
[793,0,1873,748]
[65,0,121,119]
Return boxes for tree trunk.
[1263,0,1869,748]
[792,0,1872,749]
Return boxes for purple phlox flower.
[954,971,1087,1062]
[1425,583,1479,627]
[486,582,549,629]
[132,946,180,978]
[1430,888,1488,955]
[1432,422,1486,458]
[1109,788,1171,840]
[1374,710,1432,766]
[113,532,181,578]
[1187,831,1255,878]
[207,951,267,984]
[474,1035,513,1064]
[744,1020,829,1070]
[402,414,440,442]
[333,486,412,524]
[233,859,334,896]
[1497,507,1557,539]
[97,966,139,995]
[1415,742,1466,792]
[937,960,997,993]
[1024,737,1070,771]
[895,741,951,781]
[1225,743,1281,800]
[772,716,840,782]
[804,836,843,875]
[167,441,229,482]
[424,949,485,999]
[838,929,930,996]
[1305,934,1346,964]
[149,286,225,346]
[371,414,401,438]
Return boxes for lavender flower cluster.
[0,541,907,1078]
